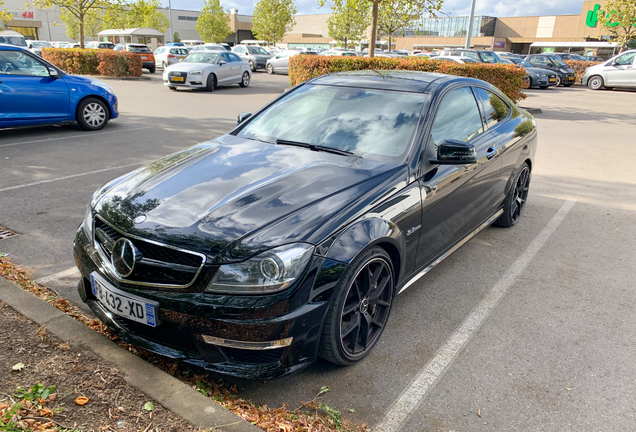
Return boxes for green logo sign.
[586,3,600,27]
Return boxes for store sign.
[585,3,627,28]
[21,11,34,19]
[494,41,505,49]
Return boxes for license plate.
[141,56,148,60]
[568,76,574,80]
[170,76,184,82]
[90,272,159,327]
[550,78,556,82]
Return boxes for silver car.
[266,50,319,75]
[163,51,251,91]
[232,45,272,72]
[154,46,189,69]
[583,49,636,90]
[26,40,52,56]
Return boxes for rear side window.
[431,87,484,145]
[228,53,241,62]
[170,48,188,55]
[474,88,510,129]
[529,56,550,67]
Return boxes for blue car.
[0,43,119,131]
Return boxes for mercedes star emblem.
[111,238,141,278]
[133,215,147,224]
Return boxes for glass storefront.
[401,16,496,38]
[7,26,38,40]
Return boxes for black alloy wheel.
[588,75,604,90]
[206,74,216,92]
[495,162,531,227]
[319,247,395,365]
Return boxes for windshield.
[182,52,219,63]
[547,55,567,67]
[31,42,52,48]
[170,48,189,55]
[0,36,27,46]
[519,60,533,68]
[479,51,500,64]
[247,46,268,55]
[236,84,425,159]
[128,45,151,53]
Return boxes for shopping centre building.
[0,0,623,58]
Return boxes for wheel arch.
[75,94,112,121]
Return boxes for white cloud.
[162,0,582,18]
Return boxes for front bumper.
[73,223,345,378]
[108,94,119,119]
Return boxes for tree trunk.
[79,12,85,48]
[388,32,391,53]
[369,0,378,58]
[344,38,348,50]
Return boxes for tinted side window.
[615,52,636,66]
[228,53,241,62]
[474,88,510,129]
[431,87,483,145]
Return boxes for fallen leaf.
[12,362,25,371]
[566,388,572,391]
[75,396,89,405]
[478,408,481,418]
[144,402,155,411]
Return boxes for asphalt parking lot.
[1,74,635,431]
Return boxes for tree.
[1,0,13,27]
[377,0,425,52]
[597,0,636,52]
[173,31,180,42]
[319,0,441,57]
[326,0,370,49]
[125,0,169,32]
[60,8,103,40]
[28,0,120,47]
[195,0,231,43]
[252,0,297,46]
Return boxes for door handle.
[486,147,498,160]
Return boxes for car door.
[154,47,164,66]
[227,52,244,82]
[215,52,233,84]
[0,50,69,127]
[415,86,501,269]
[604,51,636,86]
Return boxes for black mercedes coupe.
[74,71,537,378]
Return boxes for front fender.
[320,217,405,278]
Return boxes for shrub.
[564,60,602,85]
[289,56,527,103]
[42,48,142,77]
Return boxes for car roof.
[0,43,27,51]
[309,70,459,93]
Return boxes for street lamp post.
[464,0,477,49]
[168,0,173,43]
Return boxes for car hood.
[524,67,555,75]
[94,135,405,262]
[166,62,215,72]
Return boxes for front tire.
[587,75,604,90]
[249,60,255,72]
[495,162,531,228]
[319,247,395,366]
[555,75,562,87]
[267,64,274,74]
[205,73,216,92]
[76,97,109,131]
[239,71,250,87]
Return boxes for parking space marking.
[0,162,143,193]
[36,267,80,285]
[0,126,154,148]
[375,199,577,432]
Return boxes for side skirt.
[397,208,504,295]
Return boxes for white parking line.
[0,162,143,193]
[375,199,577,432]
[36,267,80,285]
[0,126,154,148]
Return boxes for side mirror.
[49,68,59,78]
[429,139,477,165]
[237,112,252,125]
[219,60,226,66]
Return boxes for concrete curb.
[88,75,152,81]
[0,277,260,432]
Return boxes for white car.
[191,43,227,52]
[430,56,480,64]
[50,41,72,48]
[163,50,251,91]
[583,49,636,90]
[26,40,52,56]
[154,46,189,69]
[319,50,357,56]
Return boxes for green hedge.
[289,56,527,103]
[42,48,142,77]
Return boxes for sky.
[161,0,583,17]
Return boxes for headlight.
[537,73,547,77]
[83,205,93,238]
[189,70,203,76]
[91,80,114,94]
[205,243,314,294]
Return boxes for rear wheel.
[239,72,250,87]
[495,162,531,228]
[588,75,604,90]
[148,65,155,73]
[205,73,216,92]
[162,61,168,69]
[319,247,395,366]
[76,97,109,131]
[267,64,274,74]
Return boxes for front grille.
[113,315,200,353]
[219,346,284,365]
[168,71,186,77]
[93,216,205,288]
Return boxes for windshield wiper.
[276,139,356,157]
